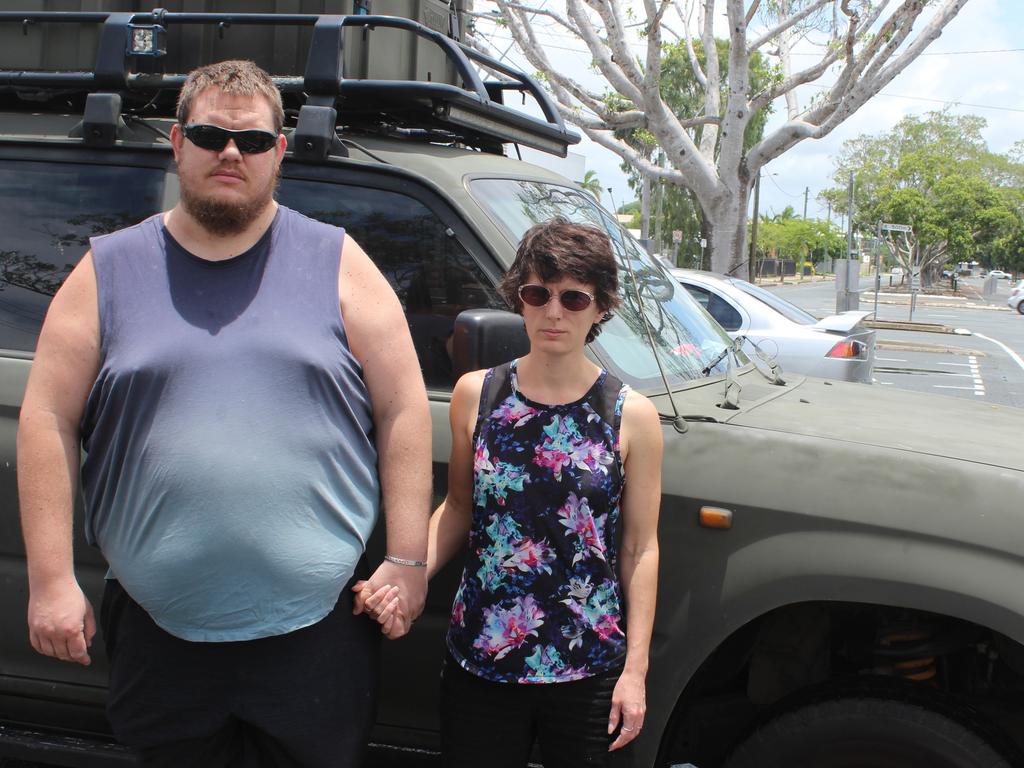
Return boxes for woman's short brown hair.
[177,60,285,134]
[499,218,620,344]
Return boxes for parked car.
[1008,280,1024,314]
[3,9,1024,768]
[671,269,876,383]
[988,269,1010,280]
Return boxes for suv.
[2,8,1024,768]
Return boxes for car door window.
[683,284,743,331]
[278,179,502,391]
[0,159,165,351]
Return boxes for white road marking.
[876,357,907,362]
[936,362,972,367]
[972,333,1024,373]
[934,385,979,391]
[969,355,985,396]
[929,314,958,318]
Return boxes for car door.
[277,167,505,746]
[0,149,170,734]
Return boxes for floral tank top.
[446,360,630,684]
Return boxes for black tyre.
[1016,301,1024,315]
[723,694,1014,768]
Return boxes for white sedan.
[988,270,1010,280]
[1008,280,1024,314]
[671,269,876,383]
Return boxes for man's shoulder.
[90,213,163,252]
[277,205,345,238]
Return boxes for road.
[763,274,1024,408]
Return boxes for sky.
[474,0,1022,224]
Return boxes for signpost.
[880,222,915,320]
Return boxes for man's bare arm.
[339,236,432,637]
[19,254,101,665]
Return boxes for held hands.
[352,559,427,640]
[27,578,95,666]
[608,670,647,751]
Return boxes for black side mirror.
[451,309,530,380]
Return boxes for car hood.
[721,375,1023,472]
[813,310,872,334]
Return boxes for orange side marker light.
[699,506,733,530]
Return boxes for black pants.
[440,654,625,768]
[100,576,381,768]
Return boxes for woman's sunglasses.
[182,124,279,155]
[518,284,596,312]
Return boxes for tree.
[618,37,776,259]
[468,0,969,277]
[755,209,844,266]
[822,112,1023,285]
[580,169,603,201]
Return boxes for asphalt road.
[763,274,1024,408]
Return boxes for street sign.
[910,266,921,291]
[881,222,912,233]
[672,230,682,243]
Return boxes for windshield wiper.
[701,346,730,377]
[702,334,744,377]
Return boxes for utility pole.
[803,186,809,219]
[748,171,761,282]
[845,173,855,263]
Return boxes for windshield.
[732,279,818,325]
[469,178,745,389]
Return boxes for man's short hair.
[499,217,621,343]
[176,60,285,134]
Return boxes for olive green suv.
[1,8,1024,768]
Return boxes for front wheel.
[723,693,1015,768]
[1016,300,1024,315]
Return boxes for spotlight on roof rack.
[127,24,167,57]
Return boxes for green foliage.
[579,169,603,201]
[754,213,845,262]
[822,111,1024,271]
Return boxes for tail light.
[826,340,867,359]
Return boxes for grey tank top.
[82,206,380,642]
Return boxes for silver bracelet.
[385,554,428,567]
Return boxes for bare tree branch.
[501,2,582,35]
[699,0,721,156]
[745,0,761,25]
[674,0,708,89]
[748,0,830,52]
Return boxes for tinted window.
[683,284,743,331]
[278,179,502,390]
[0,160,165,351]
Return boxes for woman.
[362,218,662,767]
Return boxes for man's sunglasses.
[518,284,596,312]
[182,124,279,155]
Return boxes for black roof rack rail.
[0,10,579,157]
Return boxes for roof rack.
[0,10,579,157]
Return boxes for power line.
[765,173,804,199]
[805,83,1024,114]
[789,47,1024,57]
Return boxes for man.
[18,60,431,766]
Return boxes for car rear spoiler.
[814,310,873,333]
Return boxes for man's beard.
[179,169,278,237]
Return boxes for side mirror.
[451,309,530,380]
